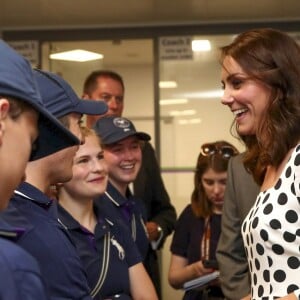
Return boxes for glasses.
[201,143,238,159]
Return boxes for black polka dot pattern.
[242,145,300,299]
[278,193,288,205]
[285,167,292,178]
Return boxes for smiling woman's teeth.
[122,164,134,169]
[234,108,248,117]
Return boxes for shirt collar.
[105,181,133,207]
[57,204,80,230]
[58,203,113,235]
[14,182,53,209]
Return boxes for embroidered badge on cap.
[93,115,151,144]
[113,117,130,129]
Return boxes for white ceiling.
[1,0,300,29]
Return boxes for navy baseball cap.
[0,40,80,161]
[93,116,151,145]
[33,69,108,118]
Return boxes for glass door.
[42,39,155,141]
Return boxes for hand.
[192,260,214,277]
[146,222,161,241]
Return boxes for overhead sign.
[159,36,193,60]
[8,40,39,68]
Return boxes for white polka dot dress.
[242,145,300,299]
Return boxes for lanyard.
[201,217,211,261]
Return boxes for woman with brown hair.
[168,141,238,300]
[221,28,300,300]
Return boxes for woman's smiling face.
[62,134,108,200]
[221,56,272,136]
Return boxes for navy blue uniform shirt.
[0,218,48,299]
[1,182,92,300]
[96,182,149,261]
[58,204,142,300]
[170,204,223,300]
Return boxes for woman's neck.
[59,191,97,233]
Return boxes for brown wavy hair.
[220,28,300,185]
[191,141,239,218]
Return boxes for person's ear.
[82,93,90,100]
[0,99,10,145]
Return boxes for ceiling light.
[178,118,202,125]
[169,110,196,116]
[160,99,188,105]
[178,90,223,99]
[50,49,103,62]
[178,119,188,125]
[159,81,178,88]
[189,118,202,124]
[192,40,211,52]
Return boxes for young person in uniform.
[83,70,177,297]
[1,69,108,299]
[168,141,239,300]
[0,41,80,299]
[93,116,151,261]
[57,127,158,300]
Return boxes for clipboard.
[183,271,220,291]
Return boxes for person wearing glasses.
[168,141,239,300]
[220,28,300,300]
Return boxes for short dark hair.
[1,96,33,120]
[83,70,125,96]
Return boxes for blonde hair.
[81,126,102,144]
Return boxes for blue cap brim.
[33,69,108,118]
[0,40,80,161]
[71,98,108,116]
[28,101,80,161]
